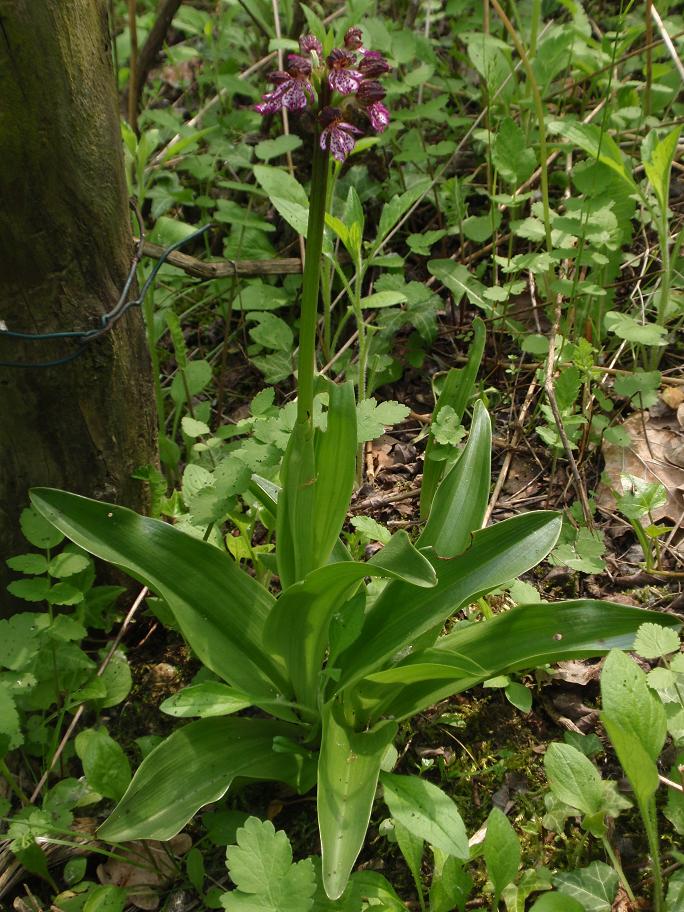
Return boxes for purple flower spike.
[319,107,363,162]
[327,48,362,96]
[299,34,323,56]
[358,50,390,78]
[344,26,364,50]
[255,68,315,114]
[366,101,390,133]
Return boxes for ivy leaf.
[356,399,411,443]
[553,861,618,912]
[223,817,316,912]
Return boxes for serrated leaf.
[604,311,667,346]
[492,117,536,185]
[356,399,410,443]
[6,553,48,575]
[350,516,391,545]
[223,816,315,912]
[0,685,23,751]
[20,507,65,549]
[633,622,680,659]
[7,577,50,603]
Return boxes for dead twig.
[139,239,302,276]
[133,0,185,109]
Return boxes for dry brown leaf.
[599,411,684,523]
[553,660,601,686]
[97,835,192,910]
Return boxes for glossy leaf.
[160,683,252,718]
[418,398,491,557]
[98,717,306,842]
[276,422,317,589]
[265,531,435,707]
[336,511,562,690]
[420,317,485,518]
[364,601,680,721]
[312,380,357,570]
[30,490,289,703]
[318,702,397,900]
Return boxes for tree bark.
[0,0,158,598]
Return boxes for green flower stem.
[602,836,635,904]
[297,138,330,427]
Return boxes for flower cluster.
[255,26,391,162]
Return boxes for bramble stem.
[297,138,330,427]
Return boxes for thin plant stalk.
[296,139,330,428]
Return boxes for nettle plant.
[30,23,679,903]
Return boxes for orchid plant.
[29,21,680,904]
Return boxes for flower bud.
[344,26,363,50]
[358,50,390,78]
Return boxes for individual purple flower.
[326,48,362,96]
[358,50,390,78]
[356,80,390,133]
[344,26,364,51]
[255,59,315,114]
[299,34,323,56]
[319,107,363,162]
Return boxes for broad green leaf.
[312,380,356,571]
[642,126,681,212]
[367,601,679,721]
[544,743,604,816]
[393,821,423,901]
[336,511,562,690]
[92,649,132,710]
[530,895,584,912]
[600,649,666,761]
[170,360,212,405]
[30,490,289,702]
[276,421,317,590]
[380,773,468,860]
[160,683,252,717]
[76,729,131,802]
[350,516,391,545]
[253,165,310,237]
[223,817,316,912]
[430,853,472,912]
[418,399,491,558]
[483,807,520,906]
[318,702,397,900]
[420,317,485,517]
[98,717,306,842]
[548,121,635,190]
[553,861,618,912]
[7,577,50,603]
[0,613,45,670]
[265,532,436,708]
[601,718,659,809]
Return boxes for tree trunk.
[0,0,158,598]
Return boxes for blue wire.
[0,223,212,368]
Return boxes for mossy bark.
[0,0,158,599]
